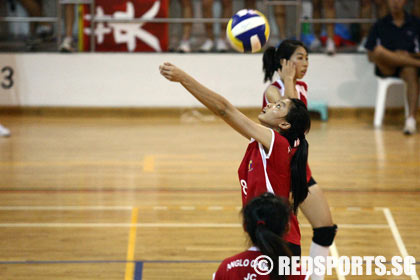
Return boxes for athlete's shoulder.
[270,79,283,89]
[273,130,290,145]
[296,80,308,91]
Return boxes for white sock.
[309,241,329,280]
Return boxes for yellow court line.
[124,207,139,280]
[143,156,155,172]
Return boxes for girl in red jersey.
[213,193,305,280]
[160,62,310,256]
[262,40,337,280]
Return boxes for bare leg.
[202,0,214,40]
[413,0,420,17]
[65,4,75,38]
[374,0,388,18]
[400,67,419,118]
[19,0,42,35]
[181,0,193,41]
[220,0,232,39]
[312,0,322,38]
[300,184,333,228]
[360,0,372,39]
[371,45,420,68]
[300,184,334,280]
[274,5,286,40]
[323,0,335,40]
[245,0,256,9]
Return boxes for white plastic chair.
[373,77,409,128]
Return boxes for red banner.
[81,0,168,52]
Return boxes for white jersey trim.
[258,129,275,194]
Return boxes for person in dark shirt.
[365,0,420,135]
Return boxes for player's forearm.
[283,78,298,99]
[180,73,231,117]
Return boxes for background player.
[213,192,305,280]
[159,62,310,256]
[263,40,337,280]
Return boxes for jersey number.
[1,66,14,89]
[241,179,247,196]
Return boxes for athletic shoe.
[357,37,367,53]
[309,37,322,52]
[0,124,10,137]
[216,38,228,52]
[59,37,75,53]
[199,39,214,52]
[177,40,191,53]
[36,24,53,40]
[325,37,336,55]
[403,117,417,135]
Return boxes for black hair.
[262,40,308,83]
[281,98,311,213]
[243,192,292,280]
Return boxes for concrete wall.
[0,53,407,108]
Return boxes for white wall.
[0,53,407,108]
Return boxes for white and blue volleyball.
[226,9,270,53]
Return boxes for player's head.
[259,98,310,135]
[263,40,309,82]
[243,192,291,280]
[259,98,310,213]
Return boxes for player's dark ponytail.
[243,193,291,280]
[281,98,311,213]
[263,46,279,83]
[262,40,309,83]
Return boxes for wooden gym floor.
[0,112,419,280]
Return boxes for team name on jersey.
[227,258,256,271]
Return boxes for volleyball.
[226,9,270,53]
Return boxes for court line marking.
[153,206,168,211]
[0,259,418,265]
[0,206,133,211]
[382,208,419,280]
[329,242,346,280]
[124,207,139,280]
[143,156,154,173]
[1,206,415,211]
[134,262,143,280]
[207,206,223,211]
[0,223,389,228]
[180,206,195,211]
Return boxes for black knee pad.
[312,225,338,246]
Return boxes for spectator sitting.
[365,0,420,135]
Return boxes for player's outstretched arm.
[159,62,272,149]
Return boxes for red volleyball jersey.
[213,247,306,280]
[238,130,300,245]
[262,79,308,109]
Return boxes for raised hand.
[278,59,296,81]
[159,62,186,82]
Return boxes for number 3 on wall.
[1,66,14,89]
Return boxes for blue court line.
[0,260,222,265]
[134,262,143,280]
